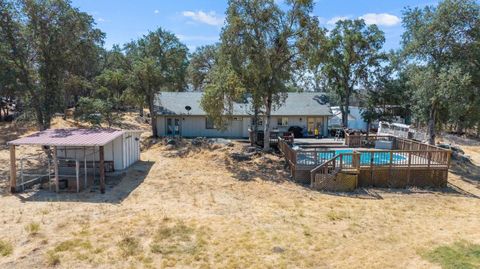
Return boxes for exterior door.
[307,117,315,136]
[166,117,181,136]
[307,117,325,137]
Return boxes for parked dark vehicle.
[288,126,303,138]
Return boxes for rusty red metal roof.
[8,128,138,147]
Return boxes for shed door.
[123,133,140,169]
[124,135,133,168]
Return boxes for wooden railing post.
[427,151,431,168]
[9,145,16,193]
[447,150,452,169]
[99,146,105,194]
[407,151,412,184]
[340,154,343,170]
[389,151,393,168]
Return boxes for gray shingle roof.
[154,92,331,116]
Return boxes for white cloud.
[176,34,219,42]
[154,10,159,14]
[181,10,224,26]
[327,16,350,25]
[360,13,401,26]
[97,17,109,23]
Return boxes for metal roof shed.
[7,128,142,194]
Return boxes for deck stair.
[310,154,359,192]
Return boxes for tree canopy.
[125,28,189,136]
[0,0,479,144]
[201,0,317,150]
[402,0,480,143]
[306,18,386,128]
[0,0,104,129]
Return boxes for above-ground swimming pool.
[297,149,407,166]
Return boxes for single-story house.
[154,92,332,138]
[329,106,368,131]
[8,128,142,193]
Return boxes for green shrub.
[74,97,119,127]
[25,222,40,236]
[0,240,13,256]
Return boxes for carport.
[8,128,142,194]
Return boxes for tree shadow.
[449,160,480,185]
[12,160,154,204]
[311,183,480,200]
[0,121,36,145]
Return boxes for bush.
[0,240,13,256]
[45,250,60,266]
[74,97,120,127]
[117,236,141,257]
[25,222,40,236]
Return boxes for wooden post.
[407,151,412,184]
[9,145,16,193]
[76,160,80,193]
[446,150,452,169]
[84,147,87,188]
[99,146,105,194]
[53,146,59,193]
[389,151,393,168]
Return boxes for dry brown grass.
[1,118,480,268]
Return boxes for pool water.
[299,149,407,166]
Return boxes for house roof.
[154,92,332,116]
[8,128,141,147]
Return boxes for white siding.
[156,116,166,136]
[242,117,251,137]
[157,116,248,138]
[122,131,141,169]
[157,115,330,138]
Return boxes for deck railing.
[278,138,297,176]
[296,149,336,166]
[344,133,394,148]
[250,130,294,146]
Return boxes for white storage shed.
[7,128,142,193]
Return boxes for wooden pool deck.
[278,134,451,190]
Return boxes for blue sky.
[71,0,441,52]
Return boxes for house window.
[205,117,216,129]
[277,117,288,126]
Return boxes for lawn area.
[0,120,480,268]
[425,241,480,269]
